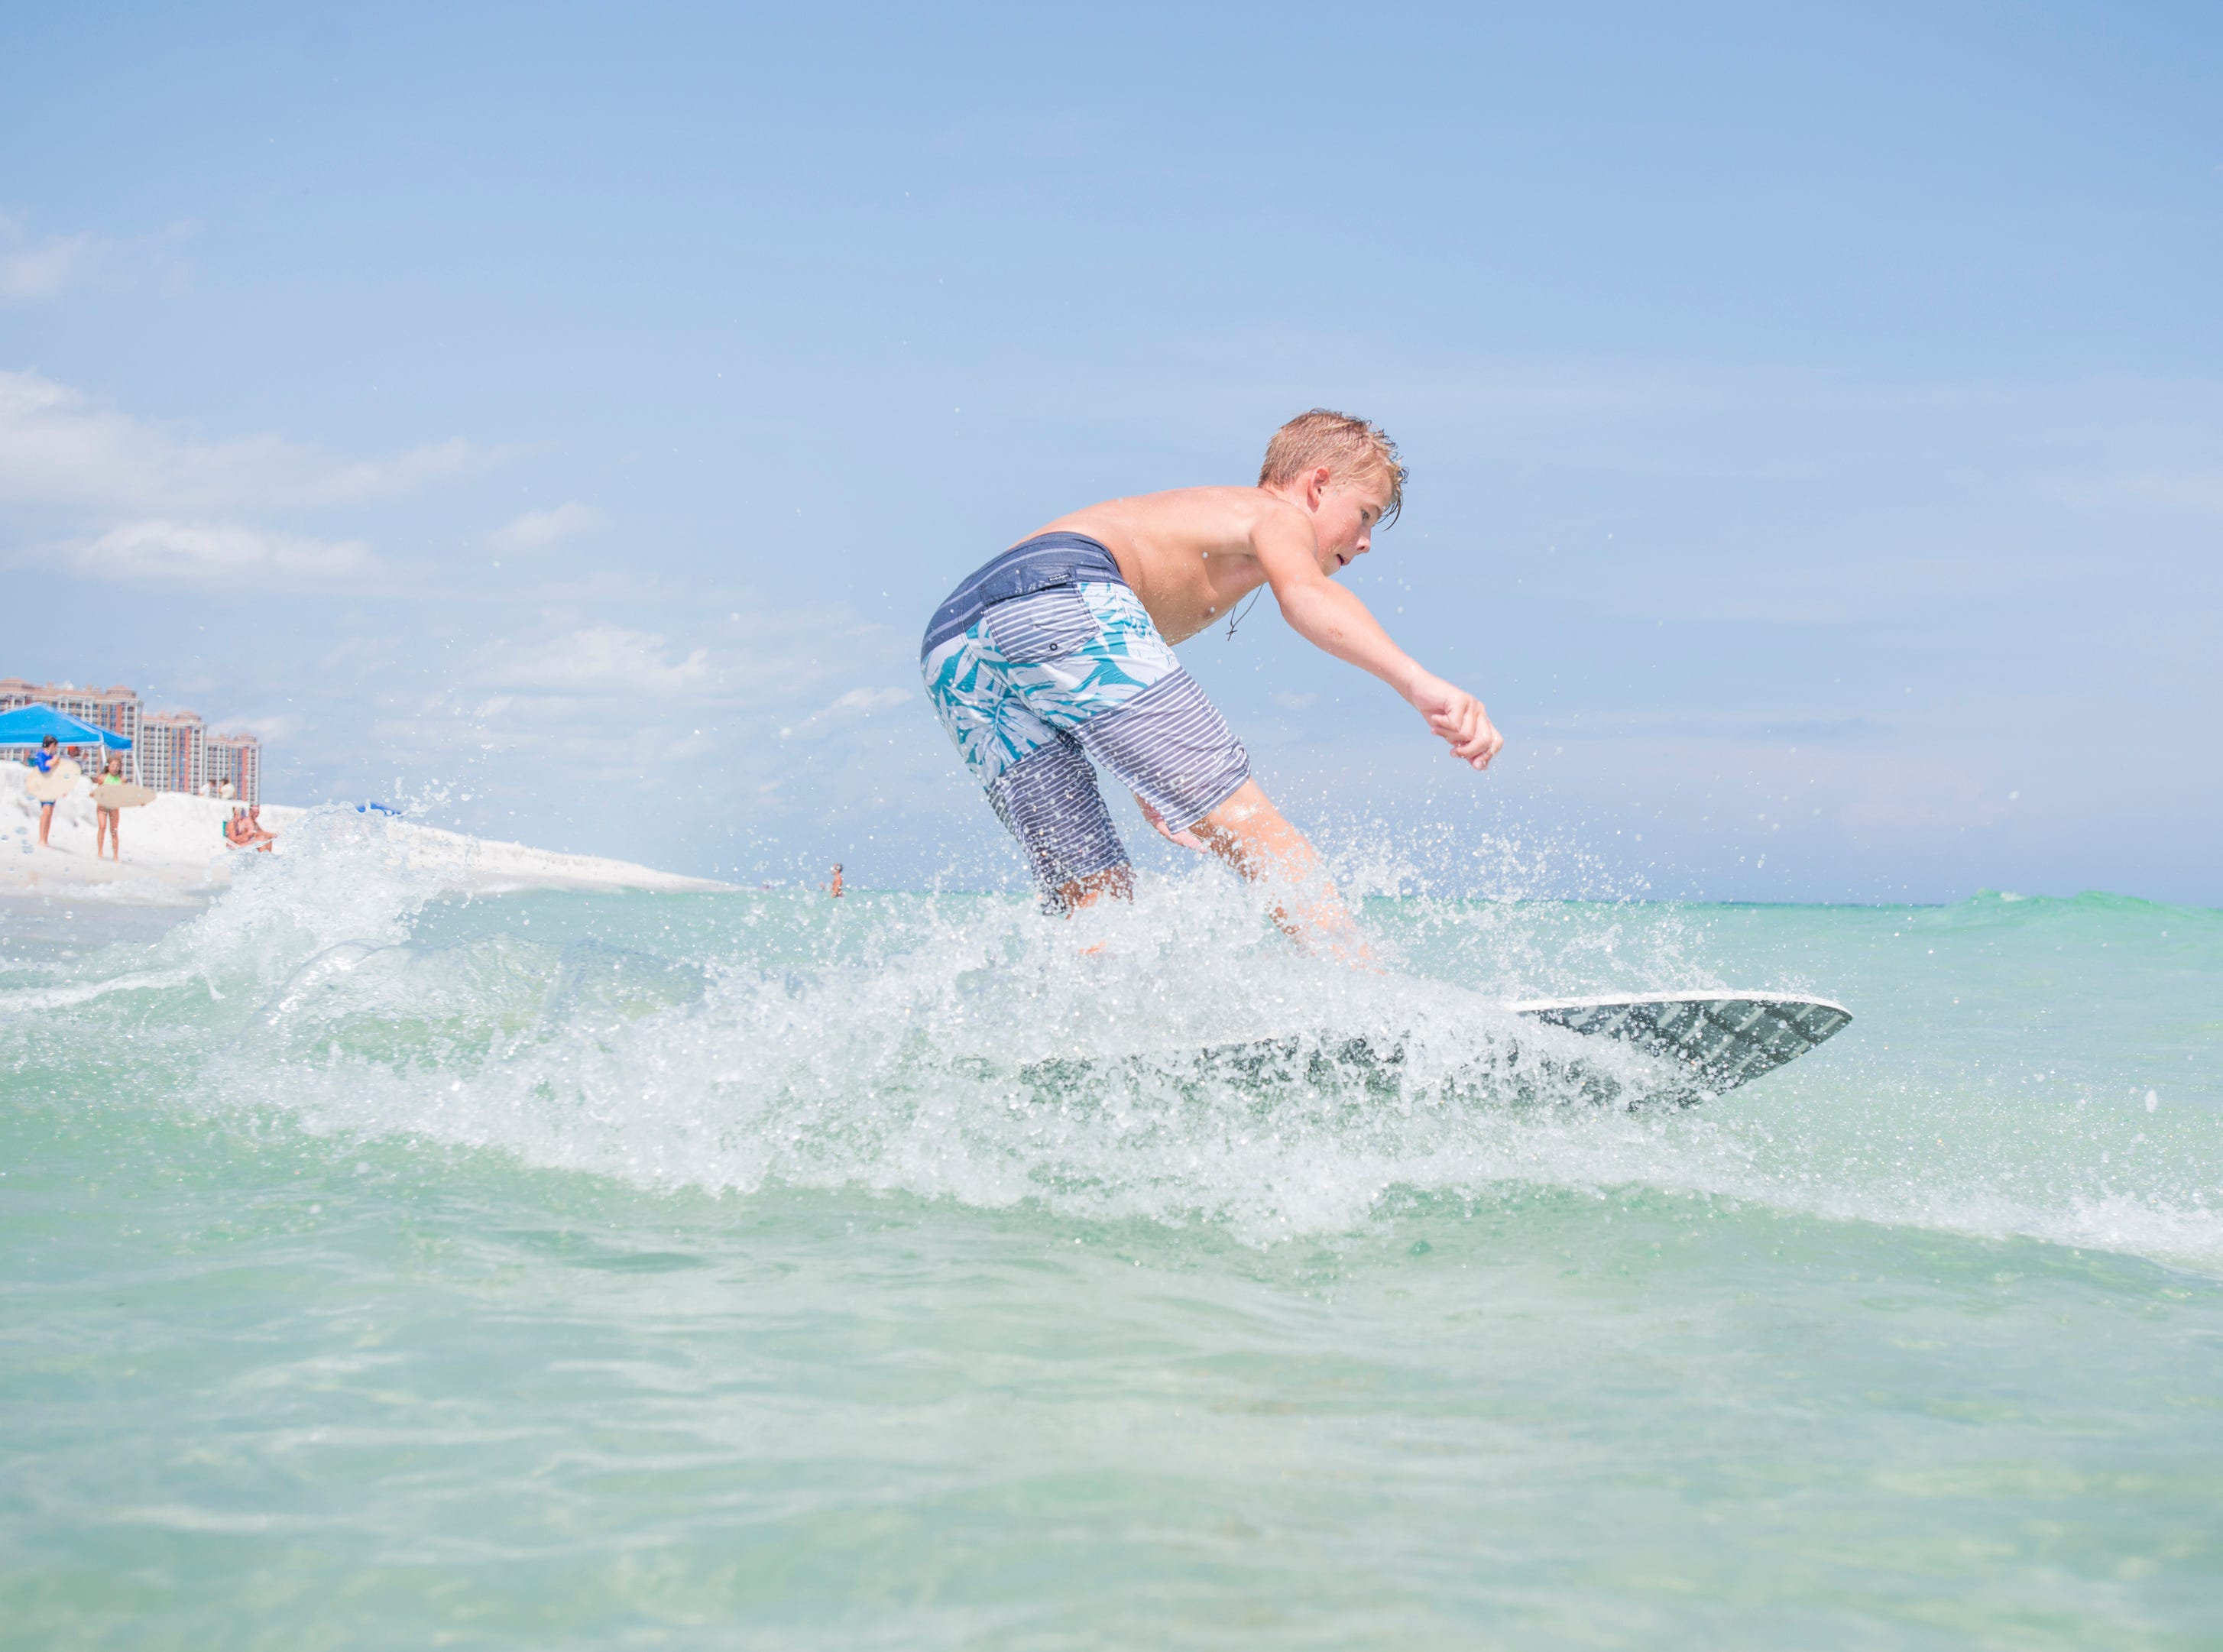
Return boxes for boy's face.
[1308,469,1396,577]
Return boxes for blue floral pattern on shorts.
[920,582,1180,786]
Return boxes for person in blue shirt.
[29,736,60,849]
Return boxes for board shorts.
[922,533,1250,909]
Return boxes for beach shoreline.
[0,768,728,904]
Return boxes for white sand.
[0,768,729,903]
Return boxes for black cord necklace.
[1224,588,1264,639]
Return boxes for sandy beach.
[0,766,728,903]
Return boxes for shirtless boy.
[921,410,1502,938]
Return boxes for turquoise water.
[4,814,2220,1647]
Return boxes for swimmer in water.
[920,410,1500,952]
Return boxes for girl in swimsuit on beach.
[95,756,125,860]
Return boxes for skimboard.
[1508,990,1852,1096]
[93,782,155,809]
[24,760,81,803]
[1016,990,1852,1109]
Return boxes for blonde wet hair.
[1259,410,1405,525]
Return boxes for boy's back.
[1035,485,1326,645]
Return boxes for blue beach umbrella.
[0,705,133,750]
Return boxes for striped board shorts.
[921,533,1250,908]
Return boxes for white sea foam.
[8,814,2220,1276]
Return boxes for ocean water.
[3,812,2219,1648]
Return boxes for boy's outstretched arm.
[1252,506,1504,770]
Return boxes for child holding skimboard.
[920,410,1501,948]
[94,755,128,860]
[26,736,79,849]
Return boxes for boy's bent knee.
[1198,779,1272,830]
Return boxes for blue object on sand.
[0,705,133,750]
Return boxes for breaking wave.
[3,811,2217,1268]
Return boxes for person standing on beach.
[95,755,126,860]
[920,410,1500,949]
[30,736,61,849]
[828,863,844,898]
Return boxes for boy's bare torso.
[1034,486,1297,644]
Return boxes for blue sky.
[2,2,2218,902]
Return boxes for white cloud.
[478,626,714,696]
[1019,116,1097,161]
[0,368,492,516]
[833,685,911,712]
[2112,471,2223,516]
[355,599,928,812]
[69,520,377,586]
[778,685,910,737]
[0,219,104,300]
[490,500,606,550]
[446,600,910,724]
[223,711,307,744]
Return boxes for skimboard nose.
[1505,991,1852,1097]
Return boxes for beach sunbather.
[920,410,1500,953]
[224,808,272,851]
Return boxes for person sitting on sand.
[225,807,275,853]
[919,410,1501,952]
[222,805,277,853]
[94,755,126,861]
